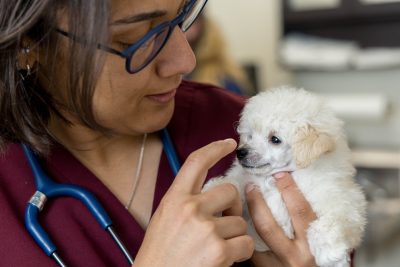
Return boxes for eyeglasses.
[57,0,207,74]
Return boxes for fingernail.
[223,138,237,146]
[274,172,287,179]
[245,183,259,193]
[237,256,251,262]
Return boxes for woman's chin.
[133,101,175,134]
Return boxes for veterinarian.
[0,0,317,266]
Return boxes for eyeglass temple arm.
[55,28,125,57]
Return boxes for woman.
[0,0,317,266]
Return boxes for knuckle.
[158,195,173,208]
[286,246,317,267]
[295,206,309,220]
[257,223,275,240]
[279,180,295,192]
[210,241,228,265]
[202,221,217,235]
[221,183,239,199]
[181,201,200,219]
[288,258,316,267]
[186,153,201,166]
[157,198,168,209]
[235,217,248,233]
[243,235,255,254]
[246,189,257,204]
[156,198,172,217]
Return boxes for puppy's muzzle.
[236,148,248,160]
[236,147,269,169]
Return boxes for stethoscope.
[22,128,180,267]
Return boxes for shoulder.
[0,143,29,179]
[174,80,245,136]
[0,143,37,227]
[173,80,245,144]
[177,80,245,107]
[169,80,246,177]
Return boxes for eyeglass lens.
[130,27,170,72]
[181,0,207,32]
[129,0,207,73]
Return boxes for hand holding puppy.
[246,172,317,267]
[204,87,367,267]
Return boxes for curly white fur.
[203,87,367,267]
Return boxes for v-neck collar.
[40,84,193,257]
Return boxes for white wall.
[207,0,292,90]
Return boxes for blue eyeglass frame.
[57,0,207,74]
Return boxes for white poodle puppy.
[204,87,367,267]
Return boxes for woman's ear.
[17,39,38,72]
[292,125,335,168]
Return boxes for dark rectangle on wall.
[283,0,400,48]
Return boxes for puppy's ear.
[293,125,335,168]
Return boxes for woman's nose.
[155,27,196,77]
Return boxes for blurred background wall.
[207,0,292,89]
[200,1,400,266]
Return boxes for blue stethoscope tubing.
[22,128,180,267]
[160,128,180,176]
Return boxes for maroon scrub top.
[0,81,252,266]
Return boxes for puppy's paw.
[307,219,351,267]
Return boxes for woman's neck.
[49,115,163,229]
[49,115,145,167]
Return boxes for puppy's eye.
[270,136,281,145]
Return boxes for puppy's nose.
[236,148,248,160]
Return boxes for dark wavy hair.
[0,0,109,154]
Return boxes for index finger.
[170,139,237,194]
[274,172,317,239]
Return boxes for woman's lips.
[146,89,177,104]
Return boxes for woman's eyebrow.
[111,10,167,25]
